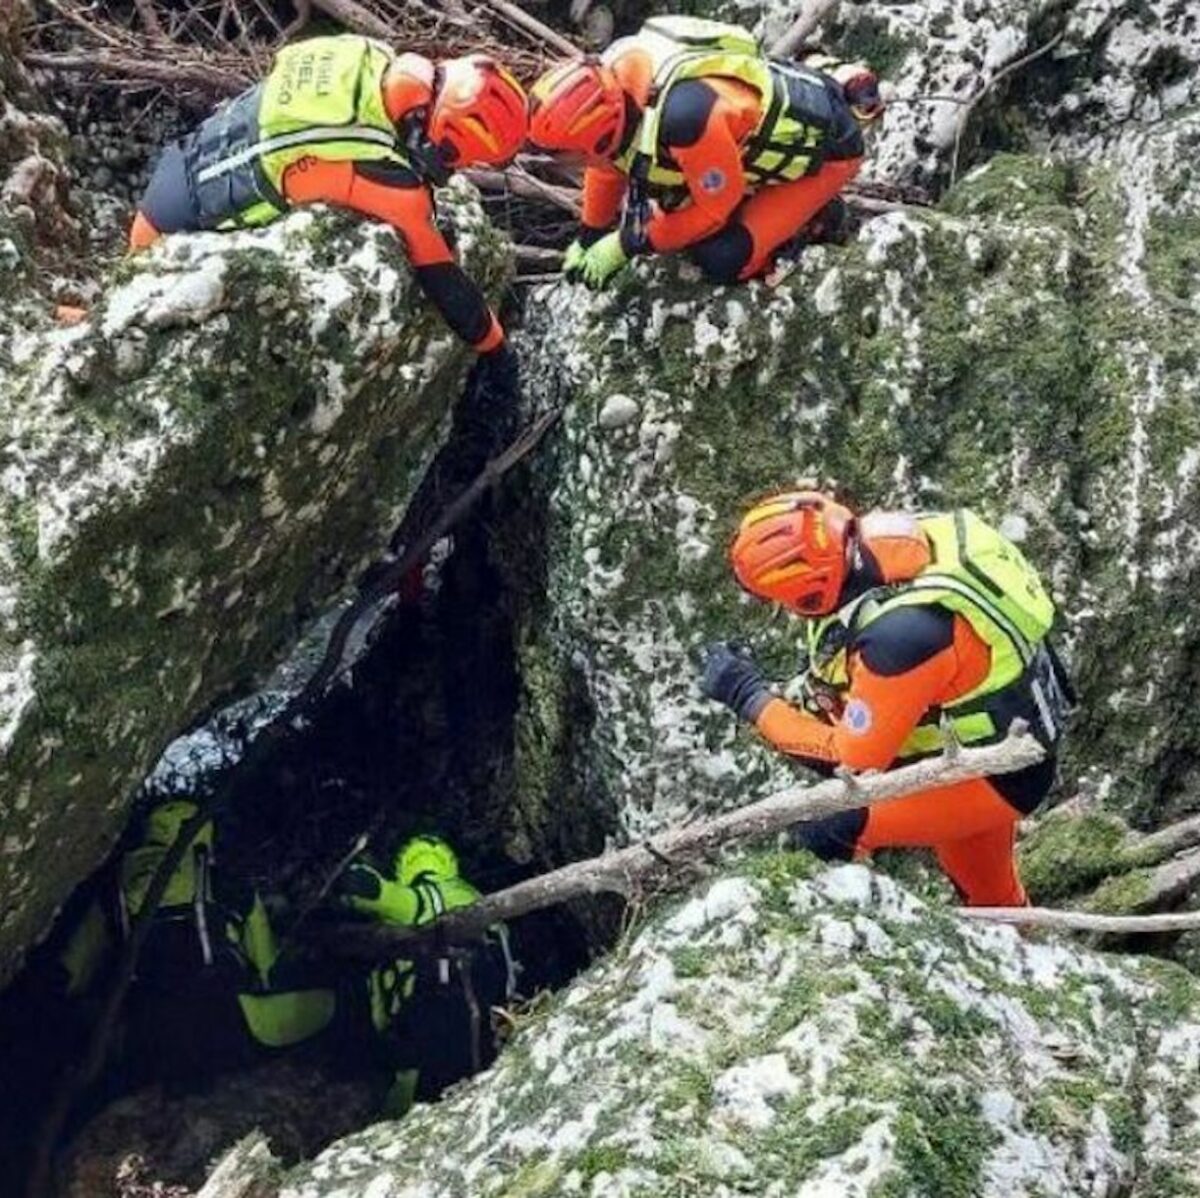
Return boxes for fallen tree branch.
[950,30,1066,184]
[309,0,395,40]
[314,730,1046,960]
[770,0,839,60]
[1123,814,1200,867]
[23,407,561,1198]
[960,906,1200,935]
[476,0,580,57]
[23,49,249,96]
[466,165,582,216]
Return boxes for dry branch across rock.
[315,731,1047,960]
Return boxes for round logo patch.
[844,698,873,735]
[699,167,727,194]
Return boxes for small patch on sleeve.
[843,698,873,735]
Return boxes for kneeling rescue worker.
[131,34,526,356]
[526,16,883,289]
[339,834,517,1116]
[701,494,1075,907]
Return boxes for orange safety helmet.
[429,55,528,168]
[730,491,856,615]
[528,58,627,160]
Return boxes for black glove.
[337,862,385,908]
[480,341,521,403]
[700,641,772,722]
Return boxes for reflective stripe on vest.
[185,35,406,230]
[814,511,1059,757]
[195,124,398,185]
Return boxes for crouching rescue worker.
[131,34,526,357]
[701,493,1075,907]
[338,834,517,1116]
[526,16,883,289]
[60,800,337,1087]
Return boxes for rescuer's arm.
[283,157,504,352]
[636,80,749,255]
[581,164,628,242]
[816,607,961,771]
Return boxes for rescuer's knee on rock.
[690,222,754,284]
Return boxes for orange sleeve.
[282,157,454,266]
[755,698,839,763]
[646,82,751,254]
[582,165,628,233]
[283,158,501,350]
[831,646,959,772]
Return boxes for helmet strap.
[404,112,452,187]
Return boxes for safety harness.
[808,510,1075,758]
[609,16,861,245]
[183,35,414,230]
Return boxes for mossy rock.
[279,862,1200,1197]
[0,185,511,985]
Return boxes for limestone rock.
[508,112,1200,852]
[0,184,510,986]
[280,860,1200,1197]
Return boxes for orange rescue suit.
[755,542,1050,907]
[582,76,862,279]
[130,55,503,353]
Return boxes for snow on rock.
[0,188,510,986]
[276,858,1200,1197]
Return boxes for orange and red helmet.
[528,59,627,160]
[730,491,856,615]
[429,55,528,168]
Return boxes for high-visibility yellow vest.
[608,16,849,189]
[810,510,1068,758]
[185,34,408,229]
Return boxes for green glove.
[562,238,587,281]
[339,862,422,926]
[578,232,629,290]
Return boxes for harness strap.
[195,124,398,184]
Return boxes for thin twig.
[475,0,579,56]
[950,30,1066,184]
[960,907,1200,935]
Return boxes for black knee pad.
[690,223,753,284]
[787,808,868,862]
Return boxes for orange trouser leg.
[129,211,162,251]
[736,155,863,279]
[857,776,1027,907]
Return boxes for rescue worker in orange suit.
[526,16,883,289]
[700,492,1075,907]
[130,34,526,359]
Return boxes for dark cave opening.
[0,361,607,1197]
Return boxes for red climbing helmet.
[528,58,627,160]
[730,491,856,615]
[430,55,528,167]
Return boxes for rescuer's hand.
[700,641,773,722]
[562,239,588,281]
[577,232,629,290]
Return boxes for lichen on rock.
[278,860,1200,1197]
[0,182,510,986]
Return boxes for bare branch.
[961,906,1200,935]
[314,732,1046,961]
[950,31,1066,184]
[309,0,395,39]
[475,0,580,57]
[770,0,839,60]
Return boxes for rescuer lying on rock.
[338,834,517,1117]
[129,33,525,369]
[526,15,883,289]
[701,493,1075,907]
